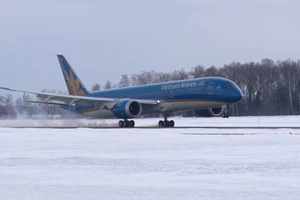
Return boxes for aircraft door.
[207,82,214,94]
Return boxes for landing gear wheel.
[158,120,163,127]
[169,120,175,127]
[119,120,135,128]
[222,109,229,118]
[158,119,175,127]
[158,114,175,127]
[129,120,135,127]
[118,120,124,127]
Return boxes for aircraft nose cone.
[235,88,243,102]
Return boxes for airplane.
[0,55,243,128]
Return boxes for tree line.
[0,58,299,118]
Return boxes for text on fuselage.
[161,82,198,90]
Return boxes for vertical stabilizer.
[57,55,89,96]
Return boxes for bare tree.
[279,60,298,115]
[118,74,131,88]
[104,80,113,89]
[171,69,189,80]
[137,71,156,85]
[190,65,205,78]
[91,83,101,91]
[204,66,220,77]
[153,72,172,83]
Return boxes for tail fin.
[57,55,89,96]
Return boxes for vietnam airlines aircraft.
[0,55,243,128]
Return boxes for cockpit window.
[224,83,237,88]
[224,84,230,88]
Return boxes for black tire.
[129,120,135,127]
[169,120,175,127]
[158,120,163,127]
[118,120,124,127]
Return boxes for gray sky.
[1,0,300,94]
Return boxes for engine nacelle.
[111,99,142,119]
[195,107,224,117]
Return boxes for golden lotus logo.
[63,69,85,96]
[198,81,205,86]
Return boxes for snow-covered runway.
[0,116,300,200]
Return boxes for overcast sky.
[1,0,300,94]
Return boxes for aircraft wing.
[0,87,158,106]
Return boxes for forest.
[0,58,299,118]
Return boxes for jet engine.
[195,107,224,117]
[111,99,142,119]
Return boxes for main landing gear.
[118,120,135,128]
[158,114,175,127]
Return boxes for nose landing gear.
[222,106,229,118]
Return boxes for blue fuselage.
[71,77,243,118]
[88,77,242,103]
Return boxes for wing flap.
[131,99,158,105]
[24,100,69,106]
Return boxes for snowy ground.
[0,115,300,128]
[0,116,300,200]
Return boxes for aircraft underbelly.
[83,110,115,119]
[82,100,224,119]
[158,101,224,112]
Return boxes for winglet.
[57,55,90,96]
